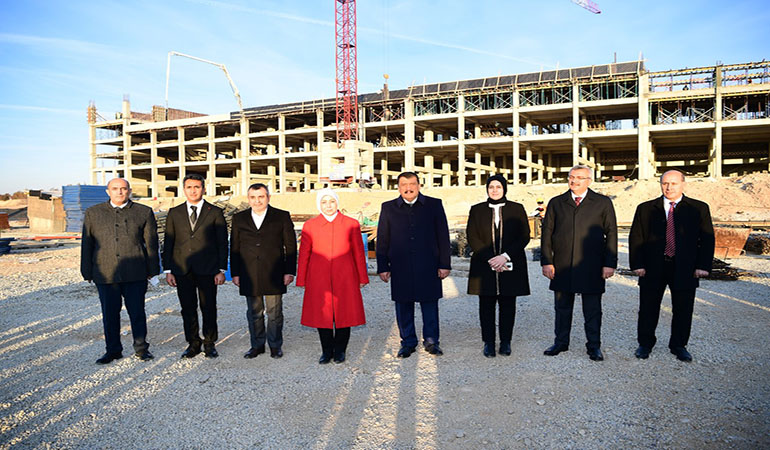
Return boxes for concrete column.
[512,91,520,185]
[424,154,434,188]
[240,119,250,196]
[537,151,544,184]
[525,120,532,136]
[89,123,97,184]
[581,115,588,132]
[711,127,723,178]
[380,158,388,189]
[424,129,434,143]
[637,73,652,179]
[150,131,159,197]
[404,99,415,170]
[457,94,466,186]
[278,115,286,192]
[595,151,602,179]
[177,127,186,195]
[304,162,311,191]
[547,153,553,181]
[442,157,451,187]
[525,145,533,184]
[474,151,482,186]
[474,123,481,139]
[572,83,580,168]
[207,123,216,194]
[267,165,276,193]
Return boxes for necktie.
[574,196,582,206]
[665,202,676,257]
[190,205,198,227]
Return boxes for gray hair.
[569,165,593,179]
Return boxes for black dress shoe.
[587,348,604,361]
[181,346,201,358]
[319,352,333,364]
[670,347,692,362]
[397,346,416,358]
[270,347,283,359]
[635,346,651,359]
[499,341,512,356]
[483,342,496,358]
[96,352,122,364]
[543,344,569,356]
[243,347,265,359]
[333,351,346,364]
[135,350,154,361]
[204,347,218,358]
[425,343,443,355]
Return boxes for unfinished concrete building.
[89,60,770,197]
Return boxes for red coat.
[296,213,368,328]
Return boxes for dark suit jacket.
[466,200,530,297]
[230,205,297,296]
[162,200,228,276]
[376,193,451,302]
[541,188,618,294]
[81,201,160,284]
[629,195,715,289]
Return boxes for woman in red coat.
[296,189,368,364]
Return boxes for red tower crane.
[335,0,359,145]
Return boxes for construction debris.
[745,234,770,255]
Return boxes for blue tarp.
[62,185,108,232]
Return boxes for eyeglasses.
[568,176,591,181]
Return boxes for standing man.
[163,174,228,359]
[377,172,451,357]
[81,178,159,364]
[629,170,714,362]
[230,183,296,359]
[541,165,617,361]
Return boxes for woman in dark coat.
[466,174,531,357]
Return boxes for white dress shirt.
[663,195,683,218]
[252,209,267,229]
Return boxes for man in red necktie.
[541,165,618,362]
[629,170,715,362]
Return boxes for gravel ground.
[1,234,769,449]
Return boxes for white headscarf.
[316,188,339,222]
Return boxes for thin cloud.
[0,32,111,55]
[0,104,81,115]
[183,0,552,68]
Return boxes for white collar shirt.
[186,199,204,218]
[251,208,267,230]
[663,196,683,217]
[110,201,128,209]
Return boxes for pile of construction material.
[745,233,770,255]
[62,185,108,232]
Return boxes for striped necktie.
[664,202,676,257]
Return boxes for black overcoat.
[629,195,714,289]
[80,201,160,284]
[376,193,451,303]
[466,200,531,297]
[540,189,618,294]
[162,200,228,276]
[230,206,297,296]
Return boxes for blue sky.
[1,0,768,194]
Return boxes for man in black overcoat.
[163,174,228,358]
[230,183,296,359]
[629,170,714,362]
[541,165,618,361]
[377,172,451,358]
[81,178,159,364]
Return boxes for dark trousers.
[395,300,439,348]
[479,295,517,344]
[318,327,351,356]
[553,291,602,350]
[96,280,149,354]
[175,272,218,349]
[245,295,283,350]
[638,259,696,349]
